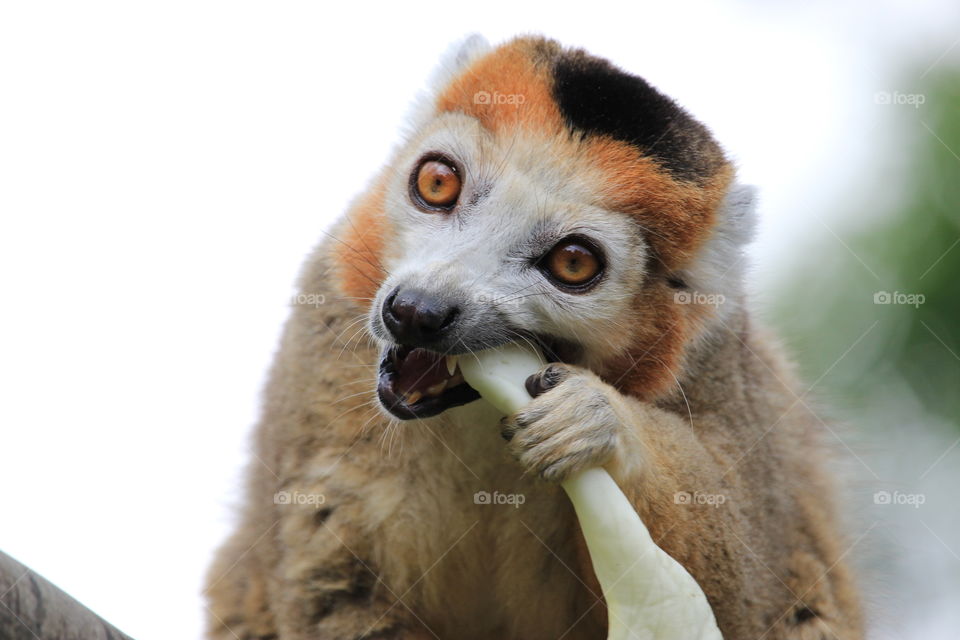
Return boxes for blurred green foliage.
[770,68,960,428]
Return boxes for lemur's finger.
[524,364,569,397]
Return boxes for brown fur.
[436,38,563,137]
[590,141,734,269]
[334,172,391,303]
[205,36,863,640]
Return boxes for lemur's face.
[336,37,741,419]
[369,115,649,418]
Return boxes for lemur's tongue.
[393,347,464,405]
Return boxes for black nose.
[382,287,459,345]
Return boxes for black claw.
[525,365,565,398]
[524,375,541,398]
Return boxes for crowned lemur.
[206,35,863,640]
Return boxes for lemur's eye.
[412,159,461,210]
[541,238,603,289]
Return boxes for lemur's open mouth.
[377,338,574,420]
[377,346,480,419]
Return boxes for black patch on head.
[552,51,724,182]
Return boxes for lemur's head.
[331,36,755,420]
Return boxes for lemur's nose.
[382,287,460,345]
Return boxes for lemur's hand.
[500,363,637,482]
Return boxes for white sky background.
[1,2,958,639]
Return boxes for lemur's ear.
[428,34,491,92]
[716,183,758,247]
[406,35,490,130]
[676,182,758,303]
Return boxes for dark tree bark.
[0,550,134,640]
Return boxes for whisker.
[331,314,371,348]
[317,228,385,288]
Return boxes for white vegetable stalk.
[455,343,723,640]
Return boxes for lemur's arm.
[500,363,751,624]
[501,363,727,492]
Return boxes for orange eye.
[414,159,461,209]
[543,240,602,288]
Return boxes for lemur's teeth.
[404,390,423,405]
[446,355,458,376]
[426,381,447,396]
